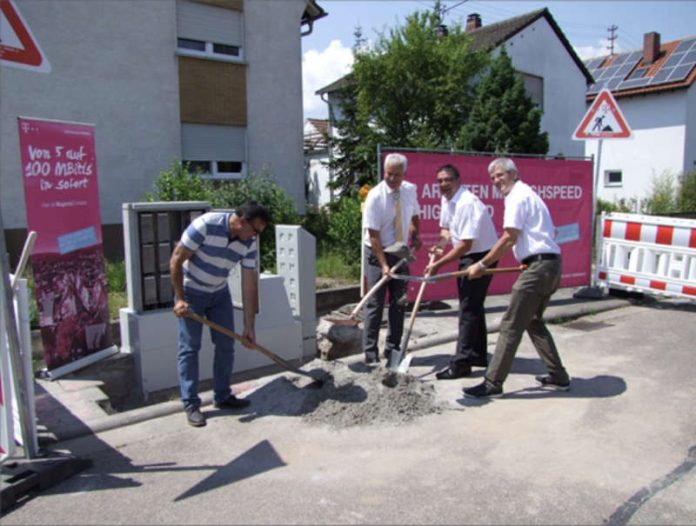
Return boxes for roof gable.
[467,8,593,84]
[315,7,593,96]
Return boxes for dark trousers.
[451,251,496,371]
[362,247,408,361]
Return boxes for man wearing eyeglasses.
[170,200,271,427]
[425,164,498,380]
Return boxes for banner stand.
[41,345,119,381]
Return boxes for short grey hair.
[488,157,518,178]
[384,152,408,172]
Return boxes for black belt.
[522,253,560,265]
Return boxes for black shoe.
[535,375,571,391]
[214,394,251,410]
[470,359,488,368]
[463,381,503,398]
[365,354,378,365]
[436,367,471,380]
[185,406,206,427]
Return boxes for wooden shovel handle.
[429,264,527,282]
[349,256,408,319]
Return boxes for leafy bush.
[144,161,213,202]
[105,259,126,293]
[327,195,363,267]
[301,205,331,250]
[677,170,696,213]
[145,164,300,271]
[644,172,677,215]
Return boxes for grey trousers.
[486,258,569,387]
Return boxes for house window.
[184,160,244,180]
[177,38,242,61]
[520,72,544,110]
[604,170,622,187]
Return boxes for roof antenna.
[607,24,618,56]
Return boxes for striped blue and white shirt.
[180,212,257,293]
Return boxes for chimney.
[643,32,661,64]
[466,13,482,32]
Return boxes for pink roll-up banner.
[380,150,594,302]
[18,117,117,378]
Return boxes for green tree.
[457,47,548,155]
[677,170,696,213]
[644,172,677,214]
[327,9,487,195]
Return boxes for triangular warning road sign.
[0,0,50,73]
[573,88,631,140]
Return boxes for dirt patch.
[242,359,444,429]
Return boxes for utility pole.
[607,24,618,55]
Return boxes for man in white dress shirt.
[425,164,498,379]
[361,153,422,364]
[462,158,570,398]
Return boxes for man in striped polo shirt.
[170,201,271,427]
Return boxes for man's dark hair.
[236,200,272,224]
[436,164,460,180]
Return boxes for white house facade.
[583,33,696,207]
[0,0,326,264]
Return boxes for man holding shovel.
[462,158,570,398]
[170,201,271,427]
[425,164,498,380]
[362,153,422,365]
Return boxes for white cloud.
[574,39,624,61]
[302,40,354,120]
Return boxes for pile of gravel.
[242,360,444,429]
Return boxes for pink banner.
[381,150,593,301]
[18,117,112,371]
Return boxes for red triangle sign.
[0,0,50,72]
[573,89,631,140]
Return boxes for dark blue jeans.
[177,286,235,409]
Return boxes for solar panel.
[667,63,695,82]
[616,63,634,76]
[650,66,675,84]
[616,77,651,90]
[586,57,605,70]
[598,65,619,80]
[611,53,629,66]
[682,49,696,66]
[674,38,696,54]
[607,77,622,89]
[663,52,685,69]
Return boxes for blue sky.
[301,0,696,119]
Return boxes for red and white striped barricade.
[596,212,696,300]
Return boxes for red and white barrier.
[596,212,696,300]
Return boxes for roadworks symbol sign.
[0,0,50,73]
[573,88,631,140]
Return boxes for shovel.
[384,252,437,378]
[185,310,327,388]
[389,265,528,283]
[324,242,414,327]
